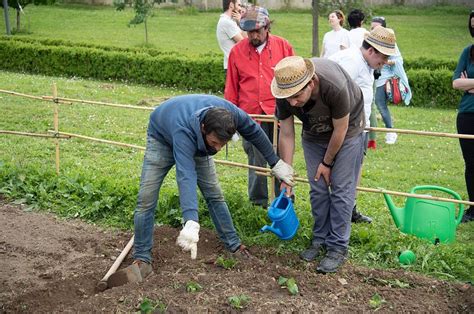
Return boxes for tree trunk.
[3,0,11,35]
[144,18,148,44]
[16,8,20,31]
[311,0,319,57]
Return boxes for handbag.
[385,76,408,105]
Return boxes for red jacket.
[224,34,295,115]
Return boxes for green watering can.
[383,185,465,244]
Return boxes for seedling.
[186,281,203,292]
[215,256,237,269]
[369,293,386,310]
[138,297,166,314]
[278,276,299,295]
[364,276,410,289]
[228,294,250,309]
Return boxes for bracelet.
[321,160,334,168]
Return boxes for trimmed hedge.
[0,38,225,92]
[407,68,462,108]
[0,37,463,108]
[404,57,457,71]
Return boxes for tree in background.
[1,0,55,33]
[114,0,155,45]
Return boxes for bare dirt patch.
[0,200,472,312]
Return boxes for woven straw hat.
[364,26,396,56]
[271,56,315,99]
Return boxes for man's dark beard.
[205,143,218,155]
[203,132,218,155]
[250,38,264,47]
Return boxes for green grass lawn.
[0,70,472,283]
[1,4,471,59]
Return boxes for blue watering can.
[260,188,299,240]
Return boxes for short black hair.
[222,0,236,12]
[469,10,474,38]
[348,9,365,29]
[202,107,236,142]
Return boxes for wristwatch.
[321,159,335,168]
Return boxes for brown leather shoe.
[107,260,153,288]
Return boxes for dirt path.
[0,200,472,312]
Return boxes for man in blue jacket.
[108,94,294,287]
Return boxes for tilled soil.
[0,200,472,312]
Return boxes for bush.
[0,36,462,108]
[404,57,457,71]
[0,37,225,92]
[407,68,462,109]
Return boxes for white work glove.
[176,220,200,259]
[271,159,295,186]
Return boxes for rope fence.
[1,86,473,207]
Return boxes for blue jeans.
[374,85,393,129]
[302,133,364,251]
[242,121,280,206]
[133,136,241,263]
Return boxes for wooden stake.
[50,131,144,150]
[366,127,474,140]
[53,83,60,175]
[0,130,70,138]
[46,131,474,207]
[271,115,278,198]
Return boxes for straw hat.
[364,26,397,56]
[271,56,315,99]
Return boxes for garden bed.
[0,199,472,312]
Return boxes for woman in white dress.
[320,10,350,59]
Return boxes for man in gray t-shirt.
[216,0,246,71]
[272,56,365,274]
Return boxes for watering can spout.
[383,192,404,229]
[260,224,282,238]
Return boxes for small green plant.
[215,256,237,270]
[138,297,166,314]
[228,294,250,309]
[186,281,203,292]
[364,276,410,289]
[369,293,386,310]
[278,276,299,295]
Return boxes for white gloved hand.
[271,159,295,186]
[176,220,200,259]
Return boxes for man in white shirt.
[216,0,246,72]
[329,26,398,224]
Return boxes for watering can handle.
[411,185,465,225]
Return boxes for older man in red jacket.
[225,5,294,208]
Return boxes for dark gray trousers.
[303,132,364,251]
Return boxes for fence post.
[271,116,278,199]
[52,83,60,175]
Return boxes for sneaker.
[367,139,377,150]
[351,205,372,223]
[385,132,398,144]
[300,243,324,262]
[461,207,474,223]
[316,249,347,273]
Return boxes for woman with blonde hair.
[320,10,350,59]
